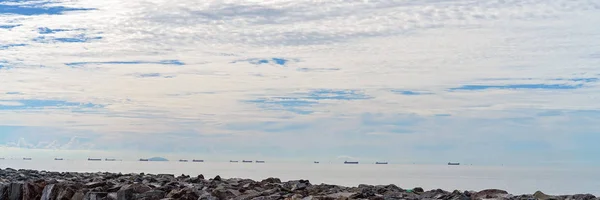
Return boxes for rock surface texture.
[0,168,597,200]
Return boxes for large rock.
[211,188,241,200]
[23,182,45,200]
[261,178,281,184]
[41,184,76,200]
[282,180,311,192]
[349,184,378,199]
[71,190,86,200]
[533,191,553,200]
[41,184,58,200]
[8,183,23,200]
[565,194,596,200]
[57,187,76,200]
[165,188,201,200]
[83,192,108,200]
[0,184,9,200]
[307,184,347,196]
[472,189,509,199]
[420,189,450,199]
[446,190,469,200]
[411,187,424,194]
[85,182,107,189]
[135,190,165,200]
[117,183,151,200]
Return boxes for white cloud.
[1,0,599,163]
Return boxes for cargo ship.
[344,161,359,164]
[139,159,149,161]
[242,160,253,163]
[23,158,32,160]
[54,158,64,161]
[448,162,460,165]
[192,160,204,163]
[105,158,117,161]
[255,160,265,163]
[375,162,388,164]
[179,159,189,162]
[229,160,239,163]
[314,161,320,164]
[88,158,101,161]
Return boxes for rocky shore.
[0,168,596,200]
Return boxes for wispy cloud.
[391,90,433,96]
[0,99,102,110]
[65,60,185,67]
[232,58,294,66]
[450,83,584,91]
[245,89,372,115]
[33,33,102,43]
[37,27,72,34]
[1,0,600,165]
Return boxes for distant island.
[147,157,168,161]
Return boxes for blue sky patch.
[0,1,94,16]
[34,34,102,43]
[0,99,102,110]
[563,78,599,83]
[38,27,70,34]
[450,83,584,91]
[245,89,372,115]
[272,58,287,65]
[233,58,293,66]
[296,67,340,72]
[303,89,371,101]
[391,90,432,95]
[0,43,26,49]
[138,73,162,78]
[250,58,287,65]
[66,60,185,67]
[135,73,174,78]
[0,24,20,29]
[245,98,317,115]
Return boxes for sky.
[0,0,599,166]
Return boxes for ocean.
[1,160,599,196]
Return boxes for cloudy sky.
[1,0,599,165]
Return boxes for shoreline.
[1,168,597,200]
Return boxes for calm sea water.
[1,160,599,195]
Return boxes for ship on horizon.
[23,158,32,160]
[255,160,265,163]
[88,158,101,161]
[344,161,359,164]
[314,161,320,164]
[179,159,189,162]
[139,159,149,161]
[54,158,64,161]
[229,160,239,163]
[375,162,388,164]
[242,160,253,163]
[448,162,460,165]
[192,159,204,163]
[105,158,117,161]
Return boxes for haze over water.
[2,160,600,196]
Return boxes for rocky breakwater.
[0,168,598,200]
